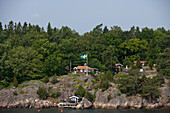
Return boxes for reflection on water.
[0,109,170,113]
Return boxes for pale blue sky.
[0,0,170,34]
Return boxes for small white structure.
[140,69,143,72]
[69,96,82,103]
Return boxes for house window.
[80,69,83,72]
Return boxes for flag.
[80,54,87,59]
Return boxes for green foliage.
[50,75,59,84]
[85,91,94,102]
[107,94,112,101]
[149,59,153,70]
[115,74,163,102]
[104,70,113,82]
[136,58,142,69]
[100,77,109,92]
[156,47,170,77]
[37,86,48,100]
[13,91,18,95]
[74,85,86,97]
[129,69,139,76]
[0,21,169,88]
[13,76,18,87]
[41,76,49,83]
[48,91,61,98]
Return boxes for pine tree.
[0,22,3,31]
[149,59,153,70]
[47,22,52,36]
[136,58,142,69]
[13,76,18,87]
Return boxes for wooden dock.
[58,103,77,108]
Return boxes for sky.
[0,0,170,34]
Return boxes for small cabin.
[114,64,123,74]
[73,64,98,74]
[69,96,82,103]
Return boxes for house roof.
[115,64,123,66]
[76,65,94,70]
[134,61,147,63]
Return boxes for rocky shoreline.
[0,76,169,109]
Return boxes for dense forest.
[0,21,169,88]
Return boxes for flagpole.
[86,54,88,76]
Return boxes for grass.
[84,83,90,87]
[18,84,28,89]
[74,79,83,83]
[19,89,25,94]
[74,84,79,88]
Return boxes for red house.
[73,64,98,74]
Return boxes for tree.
[104,70,113,82]
[47,22,52,36]
[149,59,153,70]
[7,20,14,34]
[136,58,142,69]
[103,26,109,34]
[74,85,86,97]
[6,46,43,82]
[85,91,94,102]
[0,22,3,31]
[13,76,18,87]
[156,48,170,77]
[37,86,48,100]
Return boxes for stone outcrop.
[76,98,92,109]
[93,87,170,109]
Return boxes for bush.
[149,59,153,70]
[100,80,109,92]
[129,69,139,76]
[85,91,94,102]
[13,91,18,95]
[0,79,9,87]
[105,70,113,82]
[136,59,142,69]
[37,86,48,100]
[74,85,86,97]
[93,84,100,90]
[41,76,49,83]
[49,91,61,98]
[107,94,112,101]
[13,76,18,87]
[50,76,59,84]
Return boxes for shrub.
[107,94,112,101]
[49,91,61,98]
[74,85,86,97]
[149,59,153,70]
[136,59,142,69]
[129,69,139,76]
[50,76,59,84]
[41,76,49,83]
[13,76,18,87]
[13,91,18,95]
[105,70,113,82]
[93,84,100,90]
[85,91,94,102]
[100,80,109,92]
[37,86,48,100]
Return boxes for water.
[0,109,170,113]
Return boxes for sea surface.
[0,109,170,113]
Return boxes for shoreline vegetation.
[0,21,169,109]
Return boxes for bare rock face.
[77,98,92,109]
[94,88,143,109]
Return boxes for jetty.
[58,103,77,108]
